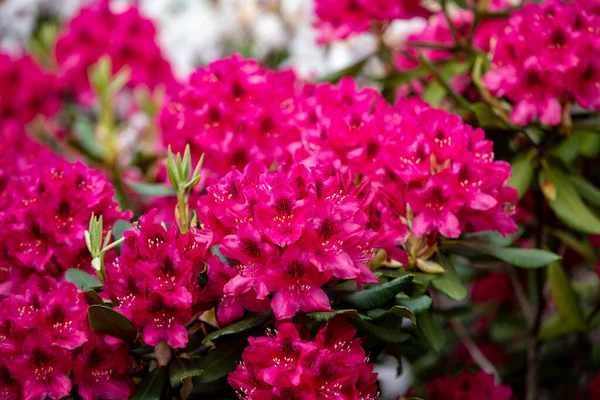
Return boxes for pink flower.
[200,162,378,323]
[471,272,514,304]
[228,320,378,399]
[8,334,72,400]
[484,0,600,125]
[73,332,133,400]
[55,0,176,103]
[104,209,212,349]
[426,371,513,400]
[407,172,464,238]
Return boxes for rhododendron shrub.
[4,0,600,398]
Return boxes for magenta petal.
[301,287,331,314]
[271,289,302,320]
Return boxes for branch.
[450,318,500,380]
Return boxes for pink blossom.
[426,371,513,400]
[228,320,378,399]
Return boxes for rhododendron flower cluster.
[0,149,130,296]
[0,53,62,127]
[161,55,303,183]
[294,78,517,255]
[314,0,431,42]
[484,0,600,125]
[0,281,133,400]
[228,320,378,399]
[197,161,378,323]
[55,0,176,103]
[425,371,513,400]
[103,210,212,349]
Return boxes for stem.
[526,177,547,400]
[450,318,499,379]
[508,266,534,326]
[419,53,472,111]
[177,190,189,234]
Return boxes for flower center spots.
[318,218,339,242]
[286,260,306,279]
[582,63,596,82]
[261,117,274,134]
[280,337,296,356]
[526,70,544,87]
[208,106,221,124]
[32,347,51,367]
[366,141,379,159]
[58,200,71,217]
[87,349,104,367]
[349,114,363,130]
[427,187,448,211]
[162,257,175,276]
[274,198,294,217]
[50,306,66,324]
[240,238,261,258]
[231,81,245,98]
[315,179,324,200]
[0,366,14,386]
[549,28,568,48]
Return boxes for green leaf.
[366,305,416,324]
[432,255,467,301]
[88,305,137,342]
[378,269,435,287]
[508,150,537,199]
[125,180,176,197]
[84,290,104,305]
[317,58,368,83]
[548,262,586,331]
[74,118,105,161]
[210,245,240,266]
[547,228,597,265]
[461,242,560,268]
[577,129,600,158]
[202,312,273,344]
[540,164,600,234]
[417,312,445,353]
[352,319,410,343]
[169,358,204,388]
[395,294,432,314]
[462,228,522,248]
[571,175,600,208]
[423,81,446,107]
[472,102,508,129]
[540,313,575,341]
[193,341,245,384]
[64,269,102,291]
[344,275,414,310]
[132,367,167,400]
[307,309,360,322]
[112,219,132,241]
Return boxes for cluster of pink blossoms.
[293,79,517,263]
[484,0,600,125]
[394,0,516,96]
[104,210,212,349]
[0,148,130,295]
[314,0,431,42]
[0,281,133,400]
[425,371,513,400]
[197,161,378,324]
[55,0,176,103]
[161,55,302,184]
[0,53,62,128]
[228,320,378,399]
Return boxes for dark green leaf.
[540,164,600,234]
[307,309,360,322]
[508,150,537,199]
[125,180,176,197]
[417,312,445,353]
[461,243,560,268]
[344,275,414,310]
[378,269,435,287]
[540,313,574,341]
[352,319,410,343]
[112,219,132,241]
[65,269,102,291]
[193,341,245,384]
[552,133,582,164]
[85,290,104,305]
[395,294,432,315]
[577,129,600,158]
[432,255,467,301]
[548,262,586,331]
[88,305,137,342]
[547,228,597,265]
[169,358,204,388]
[462,228,523,248]
[74,118,105,160]
[366,305,416,324]
[472,102,508,129]
[210,245,240,266]
[132,366,167,400]
[202,312,273,344]
[571,175,600,208]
